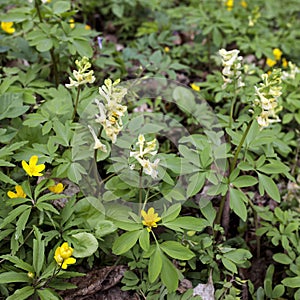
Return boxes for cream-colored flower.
[219,48,244,89]
[65,57,95,88]
[93,79,127,144]
[88,125,107,152]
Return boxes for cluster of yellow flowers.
[54,242,76,269]
[254,70,282,129]
[130,134,160,179]
[7,155,64,198]
[141,207,161,232]
[225,0,247,11]
[65,57,95,88]
[266,48,283,68]
[219,48,245,89]
[93,78,127,144]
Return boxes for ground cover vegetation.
[0,0,300,299]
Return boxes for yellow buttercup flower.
[141,207,161,232]
[85,24,91,30]
[273,48,282,61]
[266,58,276,68]
[164,46,170,53]
[48,183,64,194]
[190,83,200,92]
[240,0,247,8]
[1,22,15,34]
[7,185,26,199]
[226,0,234,11]
[69,18,75,29]
[54,242,76,269]
[282,58,288,68]
[22,155,45,177]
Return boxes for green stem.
[230,120,253,173]
[138,168,143,215]
[34,0,43,22]
[247,199,260,258]
[72,86,81,121]
[50,48,59,87]
[229,89,237,129]
[215,119,254,226]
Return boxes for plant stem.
[50,48,59,87]
[72,86,81,121]
[138,168,143,215]
[230,120,253,173]
[215,119,253,226]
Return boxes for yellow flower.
[69,18,75,29]
[7,185,26,199]
[164,46,170,53]
[22,155,45,177]
[282,58,288,68]
[273,48,282,61]
[266,58,276,68]
[141,207,161,232]
[1,22,15,34]
[85,24,91,30]
[54,242,76,269]
[226,0,234,11]
[240,0,247,8]
[190,83,200,91]
[48,183,64,194]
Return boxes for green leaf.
[221,257,237,274]
[15,208,31,240]
[229,188,247,221]
[161,256,178,292]
[187,172,206,197]
[0,170,18,185]
[164,216,208,232]
[72,232,98,258]
[173,86,196,115]
[160,241,195,260]
[0,93,29,120]
[282,277,300,288]
[149,246,163,283]
[67,162,87,184]
[0,255,34,273]
[273,253,293,265]
[33,227,45,276]
[37,288,61,300]
[232,175,258,188]
[257,160,289,175]
[257,173,280,202]
[199,200,216,226]
[7,286,34,300]
[36,39,53,52]
[71,39,93,58]
[94,220,117,238]
[161,203,181,222]
[0,205,31,229]
[0,272,31,284]
[112,230,141,255]
[53,1,71,14]
[271,284,285,298]
[139,229,150,252]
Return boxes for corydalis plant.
[254,69,282,129]
[65,56,95,88]
[219,48,244,89]
[130,134,160,179]
[93,78,127,143]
